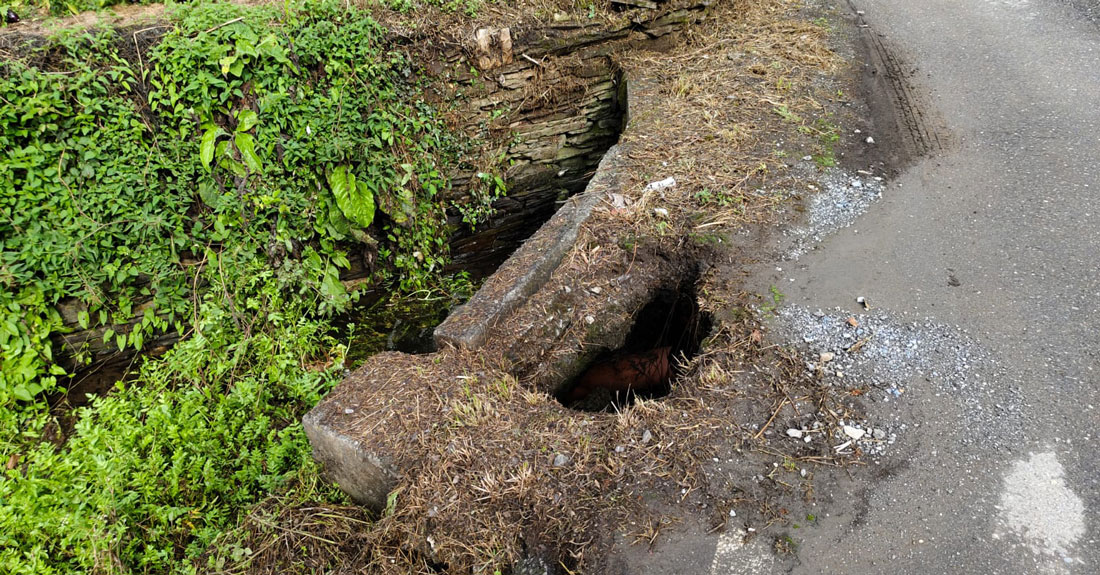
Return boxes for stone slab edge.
[433,75,648,350]
[433,147,621,350]
[303,75,649,512]
[302,405,399,510]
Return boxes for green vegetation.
[2,0,143,18]
[803,117,840,168]
[2,0,485,21]
[774,104,840,169]
[1,255,346,573]
[759,285,785,313]
[0,0,494,571]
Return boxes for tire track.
[848,1,952,161]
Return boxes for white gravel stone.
[843,425,866,440]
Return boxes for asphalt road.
[767,0,1100,573]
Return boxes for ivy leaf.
[200,127,220,170]
[236,109,259,132]
[328,166,375,229]
[235,133,262,173]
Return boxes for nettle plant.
[0,0,480,408]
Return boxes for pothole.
[558,277,712,412]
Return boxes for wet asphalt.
[770,0,1100,573]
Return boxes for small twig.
[846,331,874,354]
[249,516,338,545]
[131,26,171,82]
[202,17,244,35]
[521,53,545,68]
[753,397,787,440]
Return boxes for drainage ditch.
[344,66,628,359]
[55,59,629,384]
[446,67,629,279]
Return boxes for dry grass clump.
[303,348,734,573]
[613,0,839,239]
[224,309,865,574]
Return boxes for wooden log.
[612,0,660,10]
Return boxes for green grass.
[0,0,491,571]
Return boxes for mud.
[846,0,954,171]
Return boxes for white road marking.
[996,451,1086,569]
[710,529,775,575]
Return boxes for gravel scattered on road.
[769,304,1025,454]
[785,167,885,259]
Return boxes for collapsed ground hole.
[558,275,713,412]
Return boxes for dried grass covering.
[230,321,863,574]
[614,0,837,238]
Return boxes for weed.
[759,285,785,313]
[775,534,798,554]
[773,105,803,124]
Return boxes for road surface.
[766,0,1100,573]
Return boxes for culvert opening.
[558,279,712,412]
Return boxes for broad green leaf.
[235,37,258,58]
[236,109,259,132]
[229,58,246,77]
[258,34,292,67]
[12,384,33,402]
[226,159,247,178]
[215,140,230,164]
[200,127,219,169]
[328,166,376,229]
[324,205,351,239]
[198,182,222,209]
[234,133,262,173]
[320,266,346,300]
